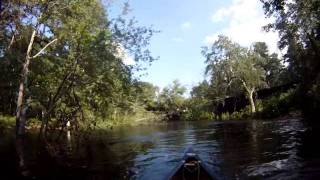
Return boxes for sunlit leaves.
[0,0,157,126]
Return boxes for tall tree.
[261,0,320,117]
[232,51,266,113]
[1,0,62,136]
[253,42,284,87]
[202,35,244,99]
[203,35,266,113]
[132,81,158,109]
[158,80,186,112]
[188,80,214,120]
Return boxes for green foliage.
[231,106,252,120]
[0,115,15,131]
[218,106,252,121]
[91,105,161,129]
[259,89,297,118]
[183,81,214,121]
[202,35,268,113]
[232,51,266,90]
[253,42,285,87]
[183,98,213,121]
[183,110,213,121]
[195,36,293,119]
[202,35,245,98]
[261,0,320,119]
[0,0,158,132]
[157,80,186,112]
[131,81,158,109]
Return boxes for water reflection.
[225,120,306,179]
[1,118,320,179]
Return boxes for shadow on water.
[1,118,320,179]
[297,120,320,179]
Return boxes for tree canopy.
[157,80,186,112]
[261,0,320,118]
[202,35,269,113]
[0,0,158,136]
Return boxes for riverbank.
[92,111,166,129]
[1,109,303,133]
[0,115,15,134]
[264,110,302,121]
[0,111,166,134]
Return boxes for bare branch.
[31,38,58,59]
[6,33,15,51]
[239,78,250,93]
[26,30,37,59]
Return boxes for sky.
[108,0,279,93]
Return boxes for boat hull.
[166,147,219,180]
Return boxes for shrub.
[182,108,213,121]
[260,89,296,118]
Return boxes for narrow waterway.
[1,118,320,179]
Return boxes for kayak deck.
[166,147,218,180]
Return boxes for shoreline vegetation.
[0,109,303,135]
[0,102,303,134]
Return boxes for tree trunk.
[16,30,36,137]
[16,56,31,136]
[248,89,256,114]
[240,80,256,114]
[16,137,31,177]
[15,29,57,137]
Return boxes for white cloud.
[206,0,279,54]
[211,7,232,22]
[122,54,135,65]
[115,44,135,65]
[211,0,259,23]
[181,22,192,29]
[172,37,184,42]
[204,33,219,44]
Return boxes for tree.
[191,80,211,100]
[202,35,244,99]
[132,81,158,109]
[232,51,266,113]
[0,0,63,136]
[0,1,157,177]
[253,42,284,87]
[0,0,157,137]
[261,0,320,118]
[203,35,266,113]
[158,80,186,112]
[187,80,214,120]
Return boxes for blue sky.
[108,0,279,92]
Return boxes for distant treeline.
[215,83,297,117]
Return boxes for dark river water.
[1,118,320,179]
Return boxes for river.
[1,118,320,179]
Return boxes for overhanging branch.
[6,33,15,51]
[31,38,58,59]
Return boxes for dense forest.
[0,0,160,135]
